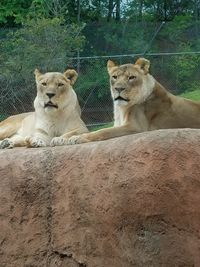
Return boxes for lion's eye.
[129,76,136,80]
[58,83,64,87]
[41,82,47,86]
[112,75,117,79]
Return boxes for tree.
[0,0,33,26]
[0,18,85,115]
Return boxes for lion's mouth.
[44,101,58,109]
[114,96,129,102]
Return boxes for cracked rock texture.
[0,129,200,267]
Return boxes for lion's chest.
[36,116,70,137]
[114,104,128,126]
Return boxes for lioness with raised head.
[0,68,88,148]
[66,57,200,145]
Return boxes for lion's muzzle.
[114,95,129,102]
[44,101,58,109]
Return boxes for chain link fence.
[1,19,200,127]
[1,52,200,126]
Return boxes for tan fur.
[0,113,32,140]
[67,58,200,145]
[0,69,88,149]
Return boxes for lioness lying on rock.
[66,57,200,144]
[0,69,88,148]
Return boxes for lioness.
[66,57,200,144]
[0,69,88,148]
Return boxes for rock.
[0,129,200,267]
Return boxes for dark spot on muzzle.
[114,96,129,102]
[44,101,58,108]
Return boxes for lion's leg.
[0,118,21,140]
[25,129,51,148]
[0,135,26,149]
[67,125,137,145]
[50,127,89,146]
[0,124,17,140]
[0,113,32,140]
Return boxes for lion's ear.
[64,69,78,85]
[135,58,150,74]
[107,60,117,73]
[34,69,43,80]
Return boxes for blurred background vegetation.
[1,0,200,125]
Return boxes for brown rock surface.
[0,129,200,267]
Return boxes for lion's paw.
[25,136,47,148]
[67,135,88,145]
[50,137,67,147]
[0,139,14,149]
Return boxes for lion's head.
[34,69,78,113]
[107,58,155,106]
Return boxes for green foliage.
[76,59,110,106]
[0,0,33,25]
[1,0,200,27]
[168,53,200,93]
[0,17,85,114]
[161,15,193,44]
[0,0,77,26]
[124,0,194,22]
[83,21,156,56]
[1,18,85,72]
[1,0,200,124]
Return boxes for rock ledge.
[0,129,200,267]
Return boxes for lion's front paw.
[0,139,14,149]
[25,136,47,148]
[67,134,89,145]
[50,137,67,147]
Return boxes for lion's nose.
[115,87,125,93]
[46,93,55,99]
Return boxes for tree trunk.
[194,0,200,20]
[77,0,80,23]
[138,0,144,21]
[107,0,114,21]
[115,0,120,21]
[163,0,167,21]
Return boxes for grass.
[0,114,8,122]
[180,89,200,101]
[89,122,114,131]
